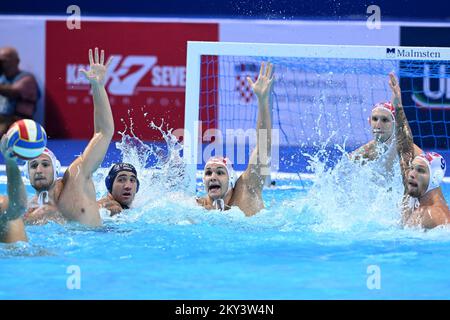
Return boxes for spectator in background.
[0,47,40,136]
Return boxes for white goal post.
[184,41,450,193]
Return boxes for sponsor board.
[45,20,218,140]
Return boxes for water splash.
[147,121,190,193]
[94,119,190,218]
[89,112,448,240]
[294,141,405,234]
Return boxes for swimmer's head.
[27,148,61,192]
[370,102,396,143]
[105,163,139,208]
[203,156,235,200]
[408,152,446,198]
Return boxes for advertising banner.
[45,20,218,140]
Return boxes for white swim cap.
[415,152,446,194]
[370,101,397,143]
[372,101,396,120]
[26,147,61,183]
[204,156,235,190]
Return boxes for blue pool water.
[2,135,450,300]
[1,178,450,300]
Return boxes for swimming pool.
[2,173,450,300]
[1,133,450,300]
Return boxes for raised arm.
[241,62,274,190]
[75,48,114,177]
[0,135,27,221]
[389,72,415,189]
[0,135,27,242]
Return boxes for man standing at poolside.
[0,135,28,243]
[390,72,450,229]
[24,48,114,227]
[196,62,274,216]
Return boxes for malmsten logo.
[386,48,441,59]
[386,48,396,58]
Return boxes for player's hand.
[100,197,123,216]
[0,135,18,163]
[23,205,57,225]
[80,47,112,86]
[107,202,123,216]
[389,72,402,108]
[247,62,274,101]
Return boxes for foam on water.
[91,123,450,243]
[94,120,190,209]
[3,121,450,294]
[303,146,403,232]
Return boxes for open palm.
[247,62,274,100]
[80,47,112,86]
[389,72,402,107]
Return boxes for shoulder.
[350,141,375,158]
[195,196,207,207]
[12,72,38,87]
[361,141,376,149]
[240,164,268,192]
[15,71,37,82]
[234,173,260,194]
[433,205,450,225]
[229,189,264,216]
[421,205,450,229]
[230,177,264,214]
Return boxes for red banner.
[45,21,218,141]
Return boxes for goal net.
[184,42,450,192]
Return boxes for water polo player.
[97,163,139,216]
[390,72,450,228]
[196,62,274,216]
[24,48,114,226]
